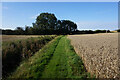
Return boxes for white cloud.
[1,27,15,30]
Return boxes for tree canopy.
[32,12,77,35]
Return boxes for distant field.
[2,35,44,42]
[68,33,119,78]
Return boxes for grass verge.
[8,36,94,79]
[2,35,56,78]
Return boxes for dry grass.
[2,35,43,42]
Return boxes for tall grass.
[2,35,56,78]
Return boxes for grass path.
[9,36,92,79]
[41,36,91,78]
[41,36,69,78]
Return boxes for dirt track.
[68,33,120,78]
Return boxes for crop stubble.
[68,33,120,78]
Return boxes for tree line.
[2,13,77,35]
[1,12,115,35]
[2,28,112,35]
[74,30,111,34]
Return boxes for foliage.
[2,35,56,78]
[94,30,109,33]
[15,27,25,35]
[32,13,77,35]
[74,30,111,34]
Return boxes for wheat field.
[68,33,120,78]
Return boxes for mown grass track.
[8,36,93,79]
[41,36,91,78]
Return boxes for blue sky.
[2,2,118,30]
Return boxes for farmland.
[1,2,118,79]
[2,35,48,42]
[2,33,119,79]
[68,33,119,78]
[4,36,93,79]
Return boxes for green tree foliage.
[60,20,77,34]
[2,29,15,35]
[33,13,57,34]
[15,27,25,35]
[32,13,77,35]
[25,26,33,35]
[94,30,109,33]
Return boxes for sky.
[2,2,118,30]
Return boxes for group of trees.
[32,13,77,35]
[2,13,77,35]
[2,26,33,35]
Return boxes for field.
[2,35,46,42]
[68,33,119,78]
[3,33,119,79]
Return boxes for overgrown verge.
[65,37,93,78]
[2,35,56,78]
[8,36,94,79]
[8,36,62,79]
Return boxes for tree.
[25,26,29,34]
[61,20,77,34]
[34,13,57,34]
[56,20,62,34]
[25,26,33,35]
[15,27,24,35]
